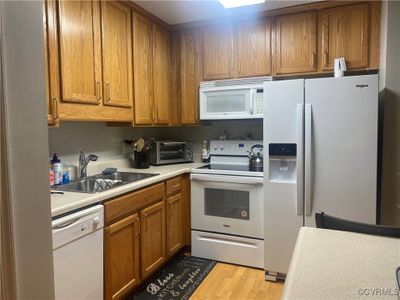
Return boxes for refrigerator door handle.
[305,104,313,216]
[296,103,304,215]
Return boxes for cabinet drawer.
[104,182,165,225]
[166,177,182,197]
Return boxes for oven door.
[191,173,263,239]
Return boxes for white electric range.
[190,140,264,268]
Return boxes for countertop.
[282,227,400,300]
[51,162,204,218]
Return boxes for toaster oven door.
[156,142,192,164]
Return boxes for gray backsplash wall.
[48,120,263,166]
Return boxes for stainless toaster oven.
[150,141,193,165]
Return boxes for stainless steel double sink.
[52,172,159,194]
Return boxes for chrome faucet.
[79,150,98,179]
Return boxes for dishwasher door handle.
[52,217,81,230]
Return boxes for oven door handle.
[160,142,185,146]
[190,173,263,185]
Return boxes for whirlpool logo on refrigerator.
[356,84,369,89]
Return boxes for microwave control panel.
[254,89,264,115]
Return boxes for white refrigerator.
[263,75,378,281]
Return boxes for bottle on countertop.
[62,165,70,185]
[49,163,55,186]
[51,153,62,185]
[201,140,210,163]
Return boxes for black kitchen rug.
[130,256,216,300]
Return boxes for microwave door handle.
[250,89,255,115]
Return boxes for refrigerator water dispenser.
[268,144,297,183]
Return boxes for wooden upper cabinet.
[101,1,133,108]
[140,201,166,279]
[320,4,370,71]
[180,29,201,125]
[202,25,233,80]
[152,24,171,125]
[235,19,272,77]
[104,214,141,300]
[43,0,58,126]
[274,11,317,74]
[133,13,153,125]
[57,0,102,104]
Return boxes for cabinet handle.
[143,213,148,232]
[195,105,199,123]
[105,83,111,102]
[312,51,316,68]
[134,216,141,236]
[52,98,59,119]
[96,82,101,101]
[156,107,159,121]
[323,51,328,67]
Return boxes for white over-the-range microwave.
[199,76,272,120]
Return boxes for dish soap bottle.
[51,154,62,185]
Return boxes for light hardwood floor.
[190,263,284,300]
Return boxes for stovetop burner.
[197,164,262,172]
[192,163,263,178]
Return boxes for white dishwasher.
[52,205,104,300]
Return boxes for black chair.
[315,211,400,238]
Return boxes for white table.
[282,227,400,299]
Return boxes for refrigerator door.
[304,75,378,227]
[263,79,304,275]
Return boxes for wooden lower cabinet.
[104,177,191,298]
[166,193,184,256]
[104,214,141,300]
[140,201,166,279]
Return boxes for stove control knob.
[220,146,224,151]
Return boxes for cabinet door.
[320,4,369,71]
[43,0,58,126]
[101,1,133,108]
[180,29,201,125]
[57,0,102,103]
[166,193,184,256]
[275,12,317,74]
[202,25,233,80]
[141,201,166,278]
[235,18,272,77]
[181,174,191,246]
[104,214,141,300]
[133,13,154,125]
[152,24,171,125]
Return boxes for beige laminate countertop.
[51,162,204,218]
[282,227,400,300]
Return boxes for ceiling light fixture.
[219,0,265,9]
